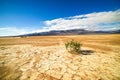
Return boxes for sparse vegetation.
[0,35,120,80]
[65,39,82,53]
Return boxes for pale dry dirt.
[0,34,120,80]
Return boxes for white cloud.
[0,27,29,36]
[0,9,120,36]
[44,9,120,31]
[0,27,50,36]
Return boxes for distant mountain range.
[20,29,120,36]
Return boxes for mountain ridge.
[20,29,120,36]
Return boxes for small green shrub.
[65,39,82,53]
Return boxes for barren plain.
[0,34,120,80]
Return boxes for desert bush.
[65,39,82,53]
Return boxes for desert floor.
[0,34,120,80]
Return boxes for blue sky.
[0,0,120,36]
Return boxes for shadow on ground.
[69,50,94,55]
[0,65,21,80]
[81,50,94,55]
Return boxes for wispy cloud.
[0,26,50,36]
[44,9,120,31]
[0,27,29,36]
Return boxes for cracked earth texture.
[0,35,120,80]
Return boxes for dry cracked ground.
[0,34,120,80]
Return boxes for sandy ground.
[0,34,120,80]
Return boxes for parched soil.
[0,34,120,80]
